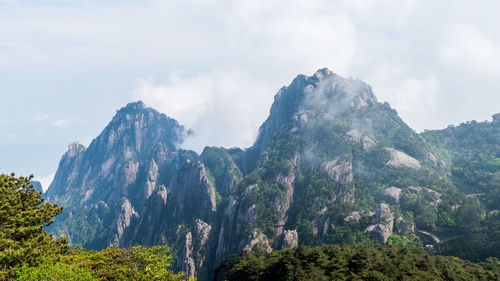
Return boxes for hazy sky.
[1,0,499,190]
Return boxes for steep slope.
[45,101,191,248]
[214,68,452,265]
[45,102,241,280]
[46,69,499,280]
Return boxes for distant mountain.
[30,180,43,193]
[45,69,500,280]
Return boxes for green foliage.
[387,234,423,248]
[0,173,69,279]
[13,245,190,281]
[201,147,243,197]
[15,261,96,281]
[422,120,500,196]
[222,244,500,281]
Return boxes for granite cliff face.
[46,69,499,280]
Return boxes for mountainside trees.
[220,244,500,281]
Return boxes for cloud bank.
[1,0,500,159]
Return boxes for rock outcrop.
[320,158,353,185]
[365,203,394,244]
[378,187,402,204]
[385,148,421,169]
[282,230,299,248]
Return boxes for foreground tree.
[0,174,68,279]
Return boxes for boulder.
[320,157,353,185]
[365,203,394,244]
[385,148,421,169]
[378,186,402,204]
[344,211,361,223]
[394,216,415,235]
[283,230,299,248]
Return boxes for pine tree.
[0,173,69,279]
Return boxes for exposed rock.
[144,160,159,199]
[365,203,394,244]
[320,157,353,185]
[342,186,356,203]
[394,216,415,235]
[124,161,139,185]
[427,152,447,169]
[378,187,402,204]
[423,188,442,206]
[466,193,487,198]
[67,142,86,157]
[407,186,422,194]
[242,229,272,254]
[235,204,258,237]
[244,184,257,196]
[344,211,361,223]
[109,198,139,246]
[178,232,196,280]
[487,210,500,217]
[416,230,440,245]
[376,203,394,222]
[193,219,213,278]
[321,217,333,236]
[172,161,217,218]
[274,170,296,238]
[493,113,500,122]
[385,148,421,169]
[365,223,393,244]
[346,129,363,143]
[282,230,298,248]
[362,136,377,151]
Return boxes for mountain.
[45,69,500,280]
[30,180,43,193]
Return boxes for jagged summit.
[493,113,500,122]
[66,142,86,157]
[245,68,381,170]
[123,100,146,110]
[45,100,188,208]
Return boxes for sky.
[0,0,499,191]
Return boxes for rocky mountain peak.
[247,68,380,167]
[66,142,86,157]
[88,101,187,158]
[493,113,500,122]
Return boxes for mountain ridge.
[45,68,500,280]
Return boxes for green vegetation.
[0,173,190,281]
[0,173,68,279]
[221,244,500,281]
[422,119,500,260]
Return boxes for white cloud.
[133,71,213,129]
[1,0,500,162]
[7,133,16,140]
[35,173,55,192]
[52,117,84,128]
[134,68,275,152]
[27,114,51,122]
[440,24,500,74]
